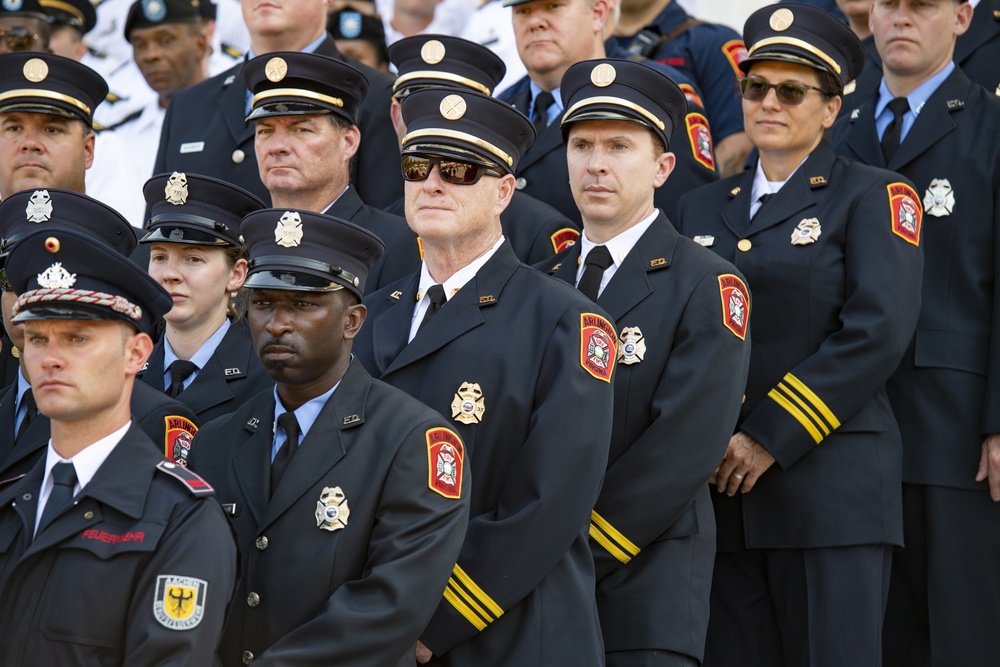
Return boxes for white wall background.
[677,0,776,33]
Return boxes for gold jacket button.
[232,149,245,164]
[247,592,260,607]
[737,239,752,252]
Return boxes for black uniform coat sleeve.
[0,425,237,666]
[676,142,924,549]
[139,319,272,425]
[153,37,402,209]
[834,67,1000,490]
[543,213,750,659]
[186,361,470,667]
[499,76,718,226]
[0,381,197,480]
[954,0,1000,94]
[355,241,614,666]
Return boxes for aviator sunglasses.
[401,154,504,185]
[0,27,44,53]
[739,76,827,106]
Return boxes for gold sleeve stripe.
[590,522,634,564]
[591,511,640,556]
[452,564,504,618]
[447,577,493,625]
[768,388,824,444]
[443,586,488,631]
[776,382,831,436]
[783,373,840,429]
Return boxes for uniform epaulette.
[99,107,144,133]
[105,91,125,104]
[156,461,214,497]
[222,43,243,59]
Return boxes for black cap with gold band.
[40,0,97,34]
[140,172,265,247]
[560,58,687,150]
[0,52,108,127]
[7,226,172,335]
[241,51,369,124]
[389,34,505,99]
[400,88,534,175]
[0,0,48,20]
[240,208,385,300]
[740,3,865,89]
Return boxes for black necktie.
[753,193,774,220]
[167,359,198,398]
[577,245,614,301]
[271,411,299,494]
[881,97,910,163]
[37,462,77,536]
[16,388,37,441]
[533,91,554,133]
[418,284,447,332]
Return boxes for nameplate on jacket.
[180,141,205,154]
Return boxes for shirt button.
[255,535,268,550]
[247,592,260,607]
[232,149,245,164]
[242,650,255,664]
[737,239,752,252]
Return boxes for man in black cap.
[0,0,49,55]
[187,207,469,667]
[153,0,402,208]
[543,57,751,667]
[242,50,408,281]
[40,0,95,61]
[0,225,236,665]
[834,1,1000,663]
[0,189,200,481]
[354,88,615,667]
[115,0,209,177]
[329,6,389,71]
[377,33,580,282]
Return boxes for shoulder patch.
[156,460,213,496]
[580,313,618,382]
[887,182,922,246]
[718,274,750,340]
[550,227,580,254]
[721,39,748,77]
[164,416,198,467]
[685,113,715,172]
[153,574,208,630]
[678,83,704,109]
[426,427,464,499]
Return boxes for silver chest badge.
[791,218,822,245]
[25,190,52,223]
[923,179,955,217]
[275,211,303,248]
[315,486,350,532]
[618,327,646,365]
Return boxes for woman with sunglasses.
[675,5,924,665]
[137,173,273,440]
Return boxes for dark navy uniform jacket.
[542,212,750,661]
[355,241,614,667]
[323,185,410,290]
[835,66,1000,491]
[0,381,199,482]
[187,361,470,667]
[0,424,236,666]
[676,142,924,549]
[376,191,580,292]
[153,37,403,209]
[500,74,719,227]
[138,319,272,425]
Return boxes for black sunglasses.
[401,154,504,185]
[0,27,44,52]
[739,76,827,106]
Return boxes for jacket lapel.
[370,273,420,376]
[596,217,673,321]
[517,121,564,172]
[720,170,756,238]
[324,186,365,219]
[218,62,253,146]
[888,70,967,171]
[138,339,166,391]
[232,395,275,526]
[843,85,886,168]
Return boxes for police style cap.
[241,208,384,300]
[197,0,216,21]
[329,8,387,48]
[0,52,107,127]
[7,226,172,335]
[0,0,48,20]
[40,0,97,34]
[400,88,534,174]
[389,35,505,99]
[140,172,265,247]
[242,51,368,124]
[560,59,686,149]
[124,0,201,41]
[741,3,865,88]
[0,188,137,265]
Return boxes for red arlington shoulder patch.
[721,40,748,77]
[686,113,715,172]
[718,274,750,340]
[887,182,921,246]
[580,313,617,382]
[427,427,464,499]
[678,83,704,109]
[551,227,580,254]
[164,416,198,467]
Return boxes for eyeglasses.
[739,77,827,106]
[401,154,504,185]
[0,27,44,53]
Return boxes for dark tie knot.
[277,411,300,443]
[534,91,555,129]
[167,359,198,397]
[585,245,614,271]
[888,96,910,117]
[51,461,77,489]
[426,284,447,308]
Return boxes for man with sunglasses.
[0,0,48,55]
[354,88,616,667]
[241,50,408,291]
[834,1,1000,663]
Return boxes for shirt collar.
[43,420,132,494]
[163,318,232,373]
[528,80,563,116]
[579,209,658,269]
[751,154,808,203]
[417,235,505,303]
[16,365,30,411]
[272,365,344,443]
[875,61,955,120]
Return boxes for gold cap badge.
[421,39,446,64]
[265,56,288,82]
[23,58,48,83]
[440,94,467,120]
[769,8,794,31]
[591,63,616,87]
